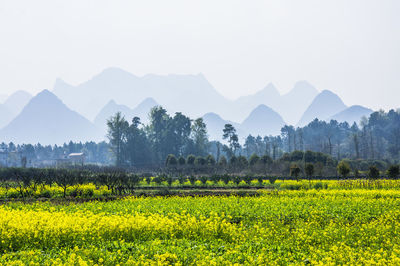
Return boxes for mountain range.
[234,81,319,125]
[0,90,32,128]
[52,67,231,121]
[330,105,373,124]
[202,104,286,143]
[0,68,375,144]
[94,98,158,133]
[0,90,102,144]
[297,90,347,127]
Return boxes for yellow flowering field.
[1,189,400,265]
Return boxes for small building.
[68,153,85,166]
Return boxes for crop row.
[1,167,399,198]
[1,190,400,264]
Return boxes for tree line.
[0,141,112,167]
[1,163,399,198]
[107,106,400,173]
[1,106,400,177]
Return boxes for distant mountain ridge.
[241,104,286,137]
[203,104,286,141]
[4,90,32,115]
[0,104,14,129]
[297,90,347,127]
[52,68,324,125]
[53,67,231,121]
[0,90,102,144]
[233,81,319,124]
[0,90,32,128]
[0,68,376,144]
[94,98,158,133]
[330,105,373,124]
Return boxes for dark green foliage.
[195,156,206,167]
[290,164,301,181]
[188,176,197,185]
[237,156,249,169]
[146,177,152,185]
[152,176,163,185]
[260,155,273,165]
[249,154,260,167]
[354,168,360,178]
[222,124,240,157]
[218,156,228,168]
[177,175,186,184]
[232,176,242,185]
[199,176,208,185]
[186,155,196,166]
[368,166,380,180]
[178,157,186,166]
[210,175,220,184]
[166,154,178,168]
[107,112,129,167]
[166,176,174,186]
[221,174,230,185]
[305,163,314,178]
[243,175,253,185]
[337,160,351,178]
[268,176,277,184]
[206,155,216,166]
[387,165,400,179]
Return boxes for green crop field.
[1,184,400,265]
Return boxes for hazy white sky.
[0,0,399,110]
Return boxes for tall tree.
[126,117,152,168]
[170,112,192,156]
[107,112,129,167]
[222,124,240,158]
[147,106,171,163]
[191,118,209,156]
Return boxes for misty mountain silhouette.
[53,67,230,121]
[202,112,245,141]
[280,81,319,125]
[233,83,281,121]
[297,90,347,127]
[131,97,159,124]
[233,81,318,124]
[3,90,32,115]
[0,90,102,144]
[94,97,158,133]
[0,104,14,129]
[0,68,374,144]
[330,105,373,124]
[0,90,32,129]
[203,104,285,141]
[241,104,286,136]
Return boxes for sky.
[0,0,399,110]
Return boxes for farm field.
[1,186,400,265]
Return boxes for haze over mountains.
[297,90,347,127]
[202,113,245,142]
[0,91,32,128]
[94,98,158,133]
[330,105,373,124]
[0,90,102,144]
[0,94,8,103]
[53,67,230,121]
[234,81,319,125]
[0,67,376,144]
